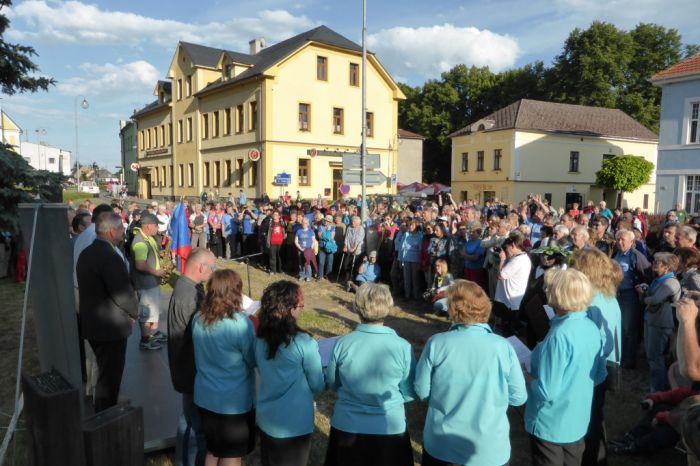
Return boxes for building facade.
[131,26,405,201]
[397,128,424,184]
[1,111,22,150]
[450,99,658,210]
[119,120,139,194]
[651,55,700,214]
[19,141,71,175]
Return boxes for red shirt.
[270,223,285,245]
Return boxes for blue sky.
[2,0,699,169]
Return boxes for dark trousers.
[582,382,608,466]
[422,449,509,466]
[259,429,311,466]
[492,301,520,337]
[269,244,282,273]
[226,234,239,259]
[617,289,642,368]
[209,230,223,258]
[177,393,207,466]
[242,234,256,256]
[324,427,413,466]
[531,435,585,466]
[88,338,127,413]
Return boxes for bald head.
[183,247,216,283]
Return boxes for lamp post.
[74,95,89,181]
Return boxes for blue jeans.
[318,250,334,278]
[644,323,673,392]
[299,264,312,280]
[617,289,642,368]
[176,393,206,466]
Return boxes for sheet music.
[507,336,532,373]
[318,336,341,367]
[242,295,260,316]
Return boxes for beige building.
[132,26,405,201]
[450,99,659,210]
[397,128,424,184]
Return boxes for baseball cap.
[369,251,377,258]
[140,213,163,225]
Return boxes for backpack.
[320,227,337,253]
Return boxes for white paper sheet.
[318,336,341,367]
[242,295,260,316]
[507,336,532,373]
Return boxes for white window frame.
[682,97,700,145]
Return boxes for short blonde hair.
[447,279,492,324]
[653,252,679,272]
[354,283,393,322]
[571,249,622,297]
[544,268,593,314]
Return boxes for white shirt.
[73,224,96,288]
[495,252,532,310]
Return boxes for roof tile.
[651,54,700,82]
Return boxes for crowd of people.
[66,190,700,466]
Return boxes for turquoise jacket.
[587,292,622,372]
[325,324,415,435]
[525,311,605,443]
[192,312,256,414]
[254,332,325,438]
[415,323,527,466]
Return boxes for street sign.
[248,149,261,162]
[274,173,291,185]
[342,153,380,170]
[342,170,386,186]
[340,184,351,195]
[391,173,397,185]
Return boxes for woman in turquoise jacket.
[525,268,606,466]
[415,279,527,466]
[398,220,424,300]
[325,283,416,466]
[255,280,325,466]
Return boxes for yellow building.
[132,25,405,201]
[450,99,659,210]
[1,111,22,150]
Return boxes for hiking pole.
[244,257,252,297]
[348,254,357,283]
[336,253,346,283]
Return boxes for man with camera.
[346,251,381,293]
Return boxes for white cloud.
[368,24,520,81]
[56,61,159,97]
[6,1,317,49]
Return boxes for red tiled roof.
[398,128,425,139]
[651,54,700,82]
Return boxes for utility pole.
[361,0,368,222]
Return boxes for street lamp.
[35,128,46,169]
[74,95,89,181]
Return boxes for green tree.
[595,155,654,196]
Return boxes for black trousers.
[324,427,413,466]
[582,382,608,465]
[422,449,510,466]
[269,244,282,273]
[531,435,585,466]
[259,429,311,466]
[88,338,128,413]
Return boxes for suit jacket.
[77,238,138,341]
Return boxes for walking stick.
[347,254,357,283]
[336,253,346,283]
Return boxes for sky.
[2,0,699,170]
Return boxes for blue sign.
[274,173,291,185]
[391,173,397,185]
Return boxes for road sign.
[340,184,351,195]
[391,173,397,185]
[342,153,380,170]
[342,170,386,186]
[248,149,261,162]
[129,162,140,172]
[274,173,291,185]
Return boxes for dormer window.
[224,64,233,80]
[477,124,486,131]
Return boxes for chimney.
[249,38,266,55]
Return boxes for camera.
[422,290,435,301]
[493,247,502,254]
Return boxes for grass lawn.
[62,189,98,204]
[0,260,689,465]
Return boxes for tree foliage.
[595,155,654,193]
[398,21,694,183]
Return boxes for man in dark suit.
[77,211,138,412]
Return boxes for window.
[160,125,165,147]
[168,123,173,145]
[224,108,232,135]
[366,112,374,137]
[250,161,257,187]
[140,131,144,150]
[299,103,310,131]
[187,117,193,141]
[214,161,220,187]
[493,149,502,171]
[317,56,327,81]
[202,113,209,139]
[349,63,359,86]
[48,157,56,164]
[203,162,210,187]
[686,175,700,213]
[188,163,194,187]
[225,160,232,186]
[186,74,192,97]
[161,167,166,187]
[236,159,244,187]
[460,191,468,201]
[298,159,310,185]
[643,193,649,210]
[169,166,173,187]
[476,151,484,171]
[213,111,220,138]
[178,164,184,187]
[224,64,233,79]
[177,120,183,143]
[690,102,700,144]
[177,79,182,100]
[461,153,468,172]
[333,107,344,134]
[236,105,244,133]
[249,101,257,131]
[153,128,158,148]
[544,193,552,205]
[569,151,580,172]
[146,129,151,149]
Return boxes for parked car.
[78,181,100,194]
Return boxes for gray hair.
[553,224,570,236]
[679,225,698,244]
[615,229,635,241]
[571,225,590,241]
[353,282,393,322]
[95,212,123,234]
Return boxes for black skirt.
[324,426,413,466]
[259,428,312,466]
[198,407,255,458]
